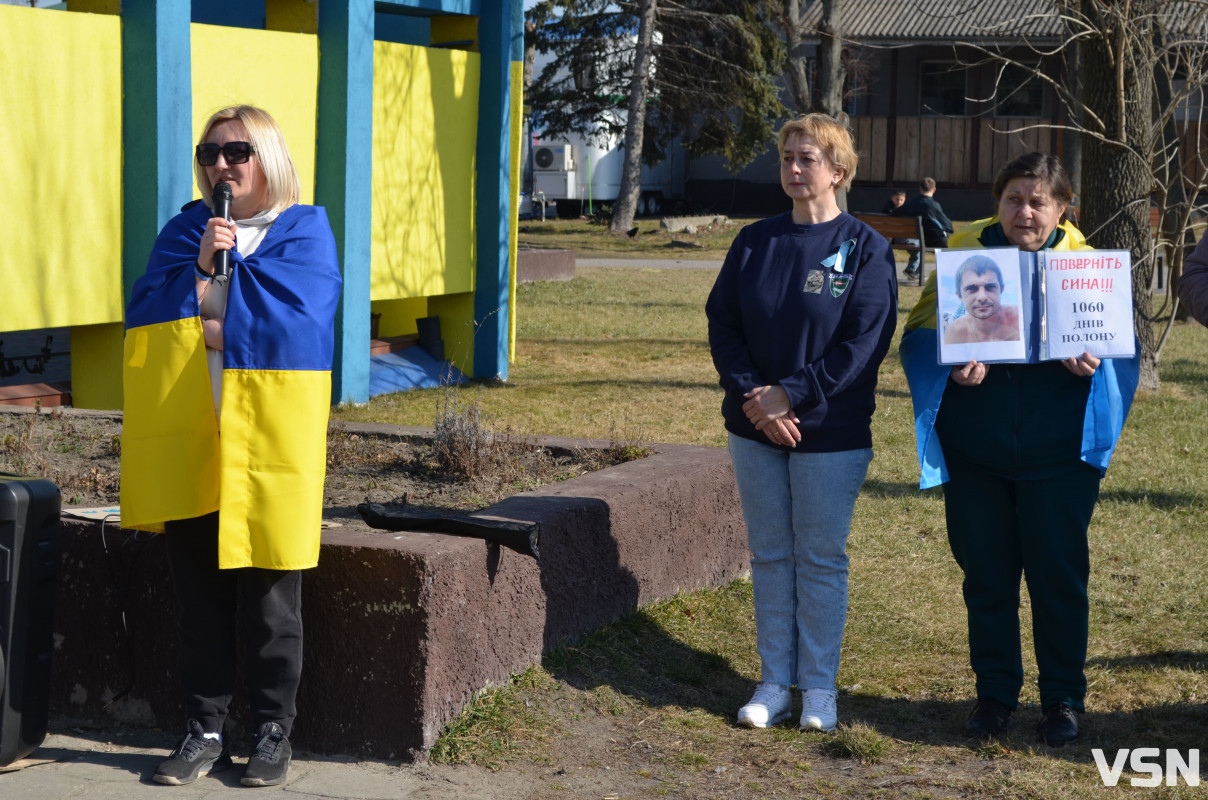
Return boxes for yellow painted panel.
[191,24,318,206]
[372,42,479,301]
[430,15,478,51]
[265,0,318,35]
[427,292,475,378]
[0,6,123,331]
[71,323,124,410]
[371,298,428,338]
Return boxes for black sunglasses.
[196,141,256,166]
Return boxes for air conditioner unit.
[533,143,574,171]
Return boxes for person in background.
[894,177,954,279]
[882,188,906,214]
[1176,226,1208,324]
[899,152,1139,747]
[706,113,897,734]
[121,105,342,787]
[881,189,919,275]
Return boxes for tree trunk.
[817,0,845,117]
[610,0,656,234]
[1060,16,1082,205]
[523,20,536,92]
[782,0,811,113]
[818,0,846,210]
[1079,0,1158,389]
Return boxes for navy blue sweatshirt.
[706,212,898,452]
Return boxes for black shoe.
[965,697,1014,740]
[153,719,232,785]
[1037,704,1080,747]
[241,722,292,787]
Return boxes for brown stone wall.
[48,440,746,759]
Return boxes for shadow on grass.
[1087,649,1208,672]
[1098,488,1206,510]
[541,606,752,722]
[539,609,1208,774]
[1158,357,1208,386]
[860,478,943,499]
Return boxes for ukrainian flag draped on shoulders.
[899,216,1140,489]
[121,200,342,569]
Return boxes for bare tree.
[782,0,812,111]
[1077,0,1160,386]
[782,0,847,115]
[611,0,657,234]
[953,0,1208,390]
[816,0,846,116]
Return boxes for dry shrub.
[432,385,496,480]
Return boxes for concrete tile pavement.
[0,725,536,799]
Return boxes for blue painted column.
[317,0,374,405]
[121,0,193,308]
[473,0,522,381]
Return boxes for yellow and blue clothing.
[121,199,342,570]
[900,216,1139,489]
[899,215,1139,713]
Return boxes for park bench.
[854,213,930,285]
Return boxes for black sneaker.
[1037,703,1080,747]
[241,722,292,787]
[153,719,232,785]
[965,697,1014,740]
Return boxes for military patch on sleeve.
[830,274,853,297]
[804,269,826,294]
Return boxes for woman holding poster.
[899,153,1140,747]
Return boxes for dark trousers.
[163,513,303,737]
[942,456,1100,712]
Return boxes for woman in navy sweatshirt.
[706,114,897,732]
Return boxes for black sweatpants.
[942,455,1101,713]
[163,512,303,737]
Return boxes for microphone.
[212,182,233,284]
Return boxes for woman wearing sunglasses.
[121,105,341,788]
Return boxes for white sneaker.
[800,687,838,732]
[737,682,792,728]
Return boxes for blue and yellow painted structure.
[0,0,524,408]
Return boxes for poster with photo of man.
[938,249,1028,364]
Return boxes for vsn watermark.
[1093,748,1201,787]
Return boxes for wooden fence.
[853,116,1059,186]
[855,116,1208,190]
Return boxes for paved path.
[575,257,723,270]
[0,726,534,799]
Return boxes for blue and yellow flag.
[899,216,1138,489]
[121,201,342,569]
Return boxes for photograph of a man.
[943,255,1022,344]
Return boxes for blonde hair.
[777,113,858,190]
[195,105,300,214]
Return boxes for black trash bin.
[0,474,60,768]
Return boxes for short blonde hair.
[195,105,300,214]
[777,113,858,190]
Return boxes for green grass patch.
[517,216,753,260]
[353,249,1208,796]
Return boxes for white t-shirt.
[200,208,280,425]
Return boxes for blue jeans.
[902,240,922,274]
[727,433,872,689]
